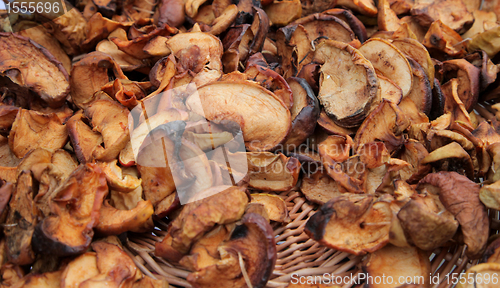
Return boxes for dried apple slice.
[300,170,347,204]
[397,193,458,251]
[84,99,130,162]
[95,200,154,235]
[363,245,431,288]
[250,194,289,222]
[422,20,466,58]
[222,24,254,73]
[336,0,377,16]
[168,186,248,254]
[70,52,127,109]
[358,38,412,97]
[324,8,368,42]
[406,58,432,115]
[9,109,68,159]
[67,111,103,164]
[188,212,276,288]
[421,142,474,179]
[480,181,500,210]
[264,0,302,26]
[0,33,70,108]
[377,0,401,32]
[377,74,402,104]
[4,172,36,265]
[313,40,378,128]
[354,100,410,153]
[293,13,356,44]
[410,0,473,33]
[316,109,356,137]
[392,38,435,89]
[166,31,223,87]
[61,252,99,288]
[283,77,320,149]
[186,80,291,152]
[442,59,481,112]
[245,64,293,109]
[96,160,141,193]
[32,164,108,257]
[456,263,500,288]
[418,172,489,259]
[305,194,392,255]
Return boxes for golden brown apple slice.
[293,13,356,44]
[336,0,377,16]
[0,33,70,108]
[305,194,392,255]
[377,0,401,32]
[313,40,378,128]
[363,245,431,288]
[442,59,481,112]
[358,38,413,97]
[457,263,500,288]
[264,0,302,26]
[324,8,368,42]
[32,164,108,257]
[250,194,289,222]
[422,20,466,58]
[61,252,100,288]
[186,80,291,152]
[300,170,348,204]
[410,0,473,33]
[377,74,403,104]
[392,38,435,88]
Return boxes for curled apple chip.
[32,164,108,257]
[95,200,154,235]
[377,74,402,104]
[354,100,410,153]
[406,58,432,115]
[250,194,289,222]
[392,38,435,88]
[410,0,473,34]
[9,109,68,159]
[168,186,248,254]
[187,212,276,288]
[96,160,141,193]
[358,38,412,97]
[70,52,127,109]
[418,172,488,259]
[336,0,377,16]
[324,8,368,42]
[187,80,291,151]
[4,171,36,266]
[300,170,347,204]
[0,33,70,108]
[480,181,500,210]
[305,194,392,255]
[293,13,356,44]
[442,59,481,112]
[313,40,378,128]
[264,0,302,26]
[60,252,99,288]
[422,20,466,58]
[397,193,458,251]
[84,99,130,162]
[363,245,431,288]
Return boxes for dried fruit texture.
[84,99,130,162]
[337,0,377,16]
[354,100,410,154]
[456,263,500,288]
[305,194,392,255]
[101,79,150,109]
[0,33,70,108]
[264,0,303,26]
[314,40,378,128]
[187,81,291,151]
[301,170,347,204]
[294,13,356,44]
[70,52,127,109]
[168,186,249,254]
[32,164,108,257]
[418,172,489,259]
[468,25,500,59]
[8,109,68,159]
[14,21,72,73]
[397,193,458,251]
[250,194,289,222]
[42,7,87,56]
[245,152,300,191]
[410,0,473,34]
[187,212,276,288]
[4,172,36,266]
[83,13,133,49]
[363,245,431,288]
[422,20,466,58]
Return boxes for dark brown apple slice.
[313,40,378,128]
[406,58,433,115]
[441,59,481,112]
[305,194,392,255]
[324,8,368,42]
[283,77,320,149]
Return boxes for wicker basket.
[124,183,500,288]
